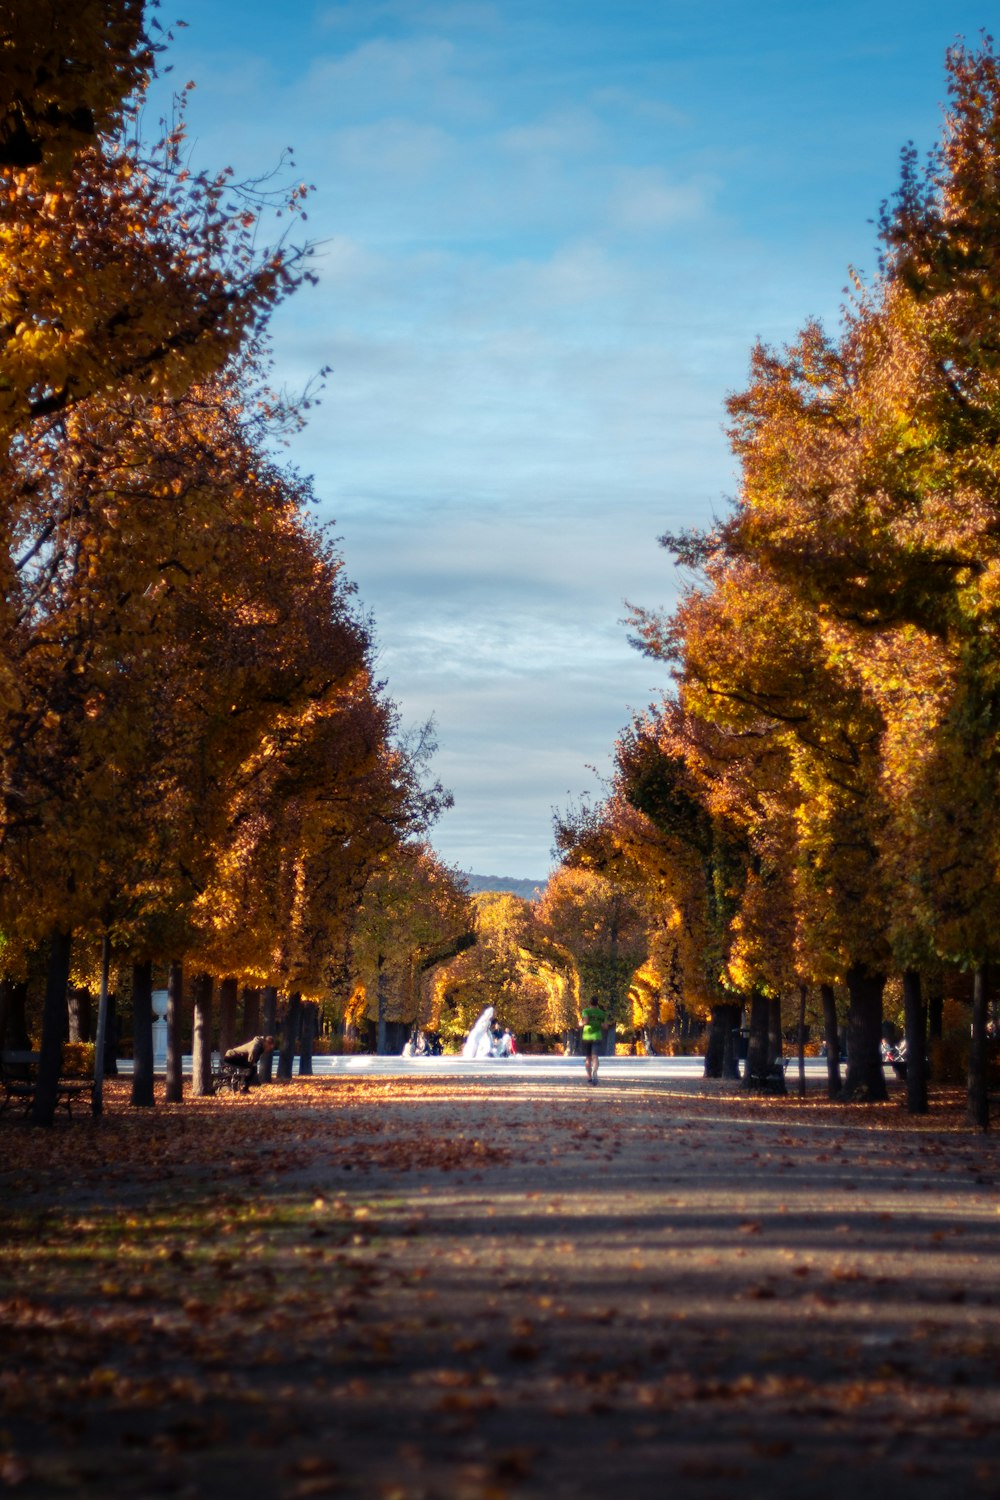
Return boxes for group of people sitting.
[405,1016,518,1059]
[486,1021,517,1057]
[401,1030,443,1057]
[462,1007,517,1059]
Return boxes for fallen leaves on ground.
[1,1076,999,1499]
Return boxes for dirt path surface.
[2,1074,1000,1499]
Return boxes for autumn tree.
[631,549,897,1098]
[554,719,755,1078]
[0,19,308,445]
[0,1,153,172]
[0,2,315,1120]
[709,38,1000,1121]
[538,857,648,1052]
[351,843,470,1055]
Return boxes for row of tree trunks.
[21,933,994,1125]
[178,972,280,1096]
[714,972,940,1111]
[24,934,316,1124]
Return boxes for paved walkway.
[3,1071,995,1500]
[138,1052,833,1082]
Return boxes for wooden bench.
[0,1050,91,1116]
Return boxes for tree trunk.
[844,964,888,1101]
[0,978,31,1050]
[766,996,787,1094]
[165,960,184,1104]
[103,991,119,1076]
[278,992,301,1080]
[820,983,841,1099]
[131,959,155,1108]
[32,928,73,1127]
[720,1004,741,1079]
[768,996,783,1065]
[218,976,238,1057]
[703,1005,724,1077]
[376,958,388,1056]
[67,986,92,1042]
[299,1002,316,1076]
[80,986,93,1041]
[902,968,928,1116]
[242,986,260,1038]
[604,1024,617,1057]
[745,992,770,1087]
[797,985,808,1099]
[191,972,214,1097]
[704,1002,739,1078]
[91,933,112,1116]
[259,987,277,1083]
[968,962,990,1133]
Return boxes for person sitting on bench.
[223,1034,275,1084]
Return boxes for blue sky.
[149,1,991,878]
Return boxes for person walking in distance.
[581,995,608,1085]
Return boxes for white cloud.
[591,86,690,128]
[416,2,502,30]
[524,240,626,307]
[325,118,457,178]
[609,166,716,230]
[498,107,604,157]
[318,1,501,31]
[395,652,664,876]
[304,36,490,123]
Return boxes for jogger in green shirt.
[581,996,607,1085]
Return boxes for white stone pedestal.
[152,988,169,1071]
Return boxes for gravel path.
[2,1073,999,1499]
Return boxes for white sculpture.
[463,1005,494,1058]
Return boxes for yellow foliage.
[61,1041,95,1077]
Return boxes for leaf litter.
[1,1075,1000,1498]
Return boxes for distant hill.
[462,873,547,901]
